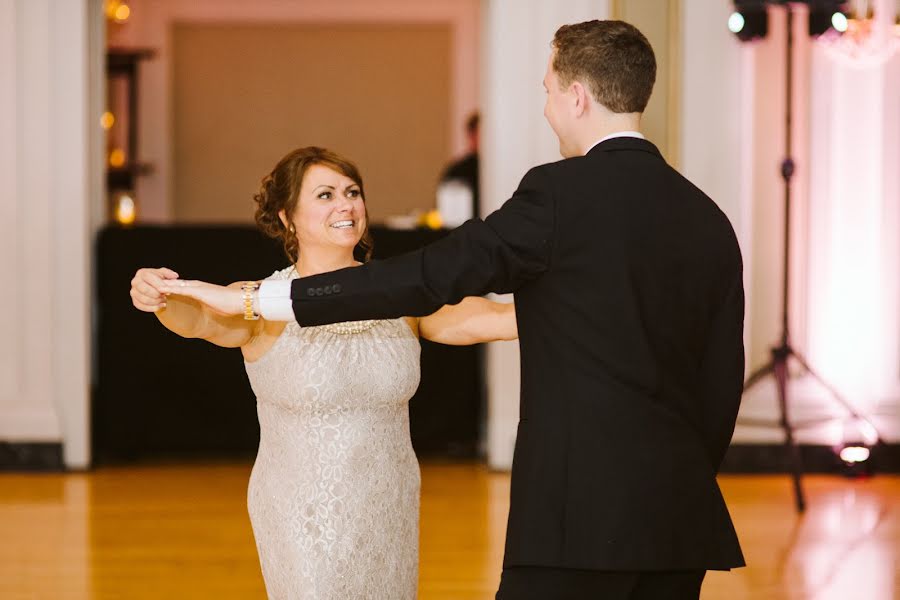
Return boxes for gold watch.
[241,282,260,320]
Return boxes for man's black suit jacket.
[290,137,746,571]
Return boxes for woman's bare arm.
[417,297,517,345]
[131,268,260,348]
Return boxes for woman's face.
[284,163,366,257]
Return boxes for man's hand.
[157,279,245,317]
[130,267,179,312]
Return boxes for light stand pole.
[738,2,882,514]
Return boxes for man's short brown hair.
[552,20,656,114]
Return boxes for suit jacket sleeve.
[289,166,555,325]
[699,266,746,472]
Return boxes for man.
[436,112,480,226]
[169,20,745,599]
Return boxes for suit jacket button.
[307,288,315,297]
[324,285,332,295]
[333,284,342,294]
[315,287,324,296]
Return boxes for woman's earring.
[288,224,295,234]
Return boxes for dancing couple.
[131,20,745,600]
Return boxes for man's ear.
[571,81,589,117]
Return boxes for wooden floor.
[1,463,897,599]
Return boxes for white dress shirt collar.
[585,131,645,155]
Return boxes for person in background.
[436,112,480,227]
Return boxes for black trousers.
[496,567,706,600]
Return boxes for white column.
[50,0,97,468]
[0,0,99,468]
[680,0,745,240]
[481,0,610,470]
[0,0,61,445]
[806,0,900,443]
[0,1,20,409]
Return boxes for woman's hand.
[132,268,261,347]
[130,267,179,312]
[157,279,245,317]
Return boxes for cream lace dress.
[244,266,422,599]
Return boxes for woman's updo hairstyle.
[253,146,374,263]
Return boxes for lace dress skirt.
[244,289,421,599]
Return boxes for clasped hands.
[130,267,248,316]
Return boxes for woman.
[130,147,516,599]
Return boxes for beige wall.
[172,24,451,223]
[105,0,480,223]
[612,0,681,166]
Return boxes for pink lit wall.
[732,5,819,443]
[806,0,900,443]
[733,1,900,444]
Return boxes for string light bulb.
[105,1,131,24]
[114,3,130,23]
[100,111,115,130]
[109,148,126,168]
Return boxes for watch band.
[241,281,260,320]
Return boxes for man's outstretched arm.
[259,166,556,326]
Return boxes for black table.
[94,225,483,462]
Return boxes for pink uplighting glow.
[805,0,900,441]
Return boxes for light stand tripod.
[738,4,881,514]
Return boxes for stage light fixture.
[838,443,873,477]
[831,11,849,32]
[729,3,769,41]
[730,2,850,41]
[839,445,870,464]
[808,1,850,36]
